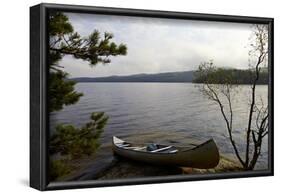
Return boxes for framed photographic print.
[30,3,274,191]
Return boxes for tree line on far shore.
[71,68,268,84]
[193,67,268,85]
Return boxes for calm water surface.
[50,83,268,170]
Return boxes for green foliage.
[50,112,109,159]
[49,12,127,67]
[49,12,73,36]
[48,12,127,112]
[193,61,268,85]
[49,159,72,181]
[49,71,83,112]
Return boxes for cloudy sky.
[60,12,253,78]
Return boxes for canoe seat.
[117,143,130,148]
[151,146,172,153]
[123,146,145,149]
[133,146,147,151]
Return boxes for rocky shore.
[181,156,243,174]
[62,154,243,181]
[98,155,243,180]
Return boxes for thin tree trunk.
[206,84,245,167]
[245,55,262,166]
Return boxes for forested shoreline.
[71,68,268,84]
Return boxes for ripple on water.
[50,83,269,170]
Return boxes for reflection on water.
[50,83,268,170]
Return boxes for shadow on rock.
[97,156,182,180]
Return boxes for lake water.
[50,83,268,170]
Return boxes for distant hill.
[71,68,268,84]
[71,71,195,83]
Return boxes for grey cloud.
[61,12,253,78]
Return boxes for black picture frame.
[30,3,274,191]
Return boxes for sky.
[60,12,254,78]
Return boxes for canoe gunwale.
[112,136,215,154]
[181,139,214,152]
